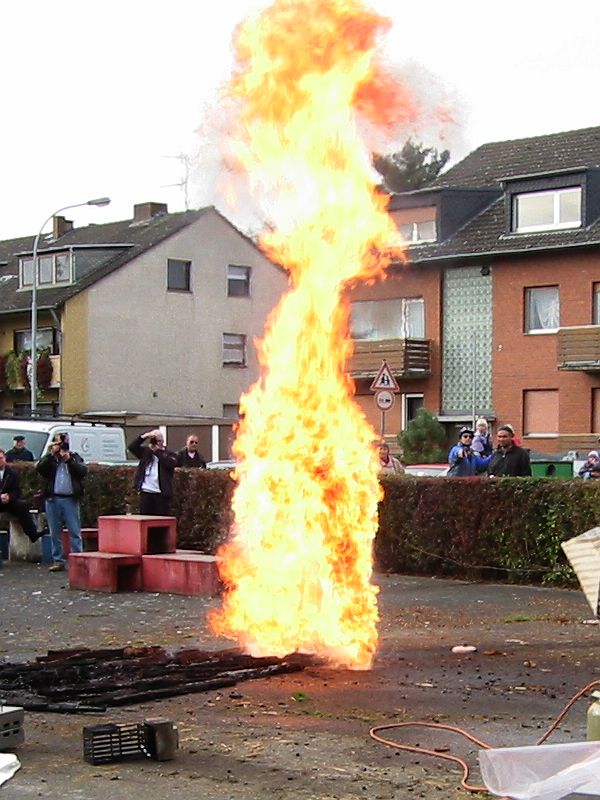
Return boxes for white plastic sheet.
[0,753,20,787]
[479,741,600,800]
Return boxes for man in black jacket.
[176,434,207,468]
[128,429,178,515]
[0,448,40,542]
[36,434,87,571]
[487,425,532,477]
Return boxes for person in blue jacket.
[448,427,491,476]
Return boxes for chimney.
[133,202,168,222]
[53,216,74,239]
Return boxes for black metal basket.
[83,723,148,765]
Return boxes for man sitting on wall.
[0,448,41,543]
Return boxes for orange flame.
[209,0,409,669]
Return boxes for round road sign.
[375,390,395,411]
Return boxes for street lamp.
[30,196,111,416]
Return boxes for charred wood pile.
[0,646,318,713]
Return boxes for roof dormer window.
[19,251,72,289]
[512,186,582,233]
[399,219,437,244]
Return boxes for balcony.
[347,338,431,379]
[557,326,600,371]
[7,354,61,391]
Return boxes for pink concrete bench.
[98,515,176,555]
[141,551,221,596]
[69,552,142,593]
[61,528,99,557]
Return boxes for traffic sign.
[370,360,400,392]
[375,390,395,411]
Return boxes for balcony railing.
[557,326,600,371]
[347,338,431,378]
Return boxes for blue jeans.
[45,497,82,564]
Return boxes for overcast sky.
[2,0,599,241]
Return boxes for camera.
[149,436,158,446]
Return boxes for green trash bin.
[530,460,573,478]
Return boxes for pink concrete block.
[69,552,142,592]
[141,552,222,596]
[61,528,98,557]
[98,515,176,555]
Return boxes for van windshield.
[0,430,48,459]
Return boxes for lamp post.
[30,196,111,416]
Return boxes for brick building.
[347,126,600,454]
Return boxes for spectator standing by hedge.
[471,419,493,456]
[487,424,531,477]
[378,442,404,474]
[129,429,177,515]
[5,435,34,463]
[578,450,600,479]
[176,434,207,468]
[448,427,491,476]
[36,434,87,572]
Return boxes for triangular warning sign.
[370,360,400,392]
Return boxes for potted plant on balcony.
[0,353,7,392]
[5,351,22,390]
[37,348,54,390]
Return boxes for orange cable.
[369,679,600,795]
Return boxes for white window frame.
[19,252,72,289]
[593,284,600,325]
[399,220,437,244]
[222,333,247,367]
[402,393,424,430]
[525,286,560,334]
[350,297,425,340]
[513,187,582,233]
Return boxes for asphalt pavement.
[1,561,598,799]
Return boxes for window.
[167,259,191,291]
[525,286,559,333]
[403,394,424,429]
[350,298,425,340]
[19,252,72,288]
[523,389,558,436]
[227,265,251,297]
[399,220,436,243]
[223,404,241,419]
[594,284,600,325]
[512,187,582,233]
[14,327,59,355]
[223,333,246,366]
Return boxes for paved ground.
[1,561,598,799]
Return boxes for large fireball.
[209,0,410,669]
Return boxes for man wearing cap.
[447,427,491,476]
[487,424,531,477]
[578,450,600,480]
[5,436,34,463]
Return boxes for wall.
[81,211,288,418]
[492,249,600,452]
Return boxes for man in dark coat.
[487,424,532,477]
[0,448,41,542]
[176,434,207,468]
[128,429,178,516]
[5,435,35,462]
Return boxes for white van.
[0,419,129,464]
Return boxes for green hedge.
[11,465,599,587]
[377,476,600,586]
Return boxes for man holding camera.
[128,429,178,516]
[447,427,491,477]
[36,433,87,572]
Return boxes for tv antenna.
[162,153,192,210]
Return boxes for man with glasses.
[176,434,207,469]
[447,427,491,477]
